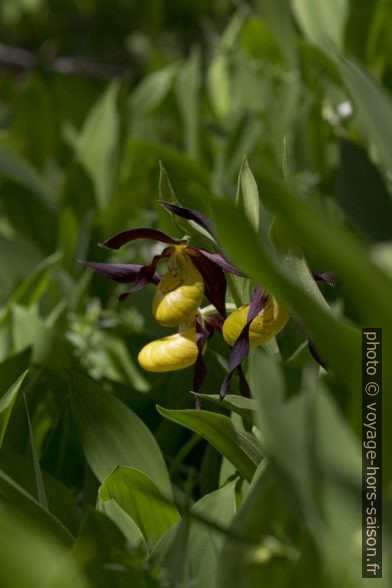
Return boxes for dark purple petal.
[117,251,171,302]
[204,314,224,332]
[247,286,267,322]
[220,287,268,400]
[79,261,160,284]
[189,250,227,318]
[313,272,339,288]
[308,341,328,370]
[99,228,186,250]
[194,249,245,277]
[159,200,217,239]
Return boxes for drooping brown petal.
[194,249,245,277]
[79,261,160,284]
[308,340,328,370]
[99,228,187,250]
[117,249,172,302]
[220,286,268,400]
[188,249,227,318]
[158,200,217,239]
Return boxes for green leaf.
[98,466,180,546]
[338,57,392,173]
[0,183,57,254]
[191,393,256,424]
[156,406,262,482]
[291,0,348,50]
[153,481,237,588]
[74,508,141,587]
[335,139,392,242]
[184,481,237,588]
[247,350,386,586]
[23,396,48,509]
[10,252,61,307]
[75,82,120,209]
[175,48,201,158]
[69,371,172,497]
[0,502,86,588]
[256,0,297,65]
[217,461,304,588]
[10,305,73,370]
[0,444,79,534]
[130,64,177,117]
[0,147,50,200]
[98,499,146,548]
[0,348,31,395]
[0,371,28,446]
[236,157,260,232]
[0,469,74,545]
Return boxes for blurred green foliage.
[0,1,392,586]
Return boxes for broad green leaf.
[69,371,172,496]
[291,0,348,50]
[192,393,256,424]
[184,481,237,588]
[98,499,146,548]
[99,466,180,546]
[0,469,74,545]
[338,57,392,173]
[75,82,120,209]
[236,157,260,231]
[0,371,28,446]
[153,481,237,588]
[156,406,262,481]
[0,502,86,588]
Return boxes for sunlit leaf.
[99,466,180,546]
[156,406,262,481]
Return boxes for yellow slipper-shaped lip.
[222,297,288,347]
[138,325,207,372]
[152,250,204,326]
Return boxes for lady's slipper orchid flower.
[220,286,288,399]
[81,201,242,403]
[82,204,242,322]
[137,321,208,372]
[222,296,288,347]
